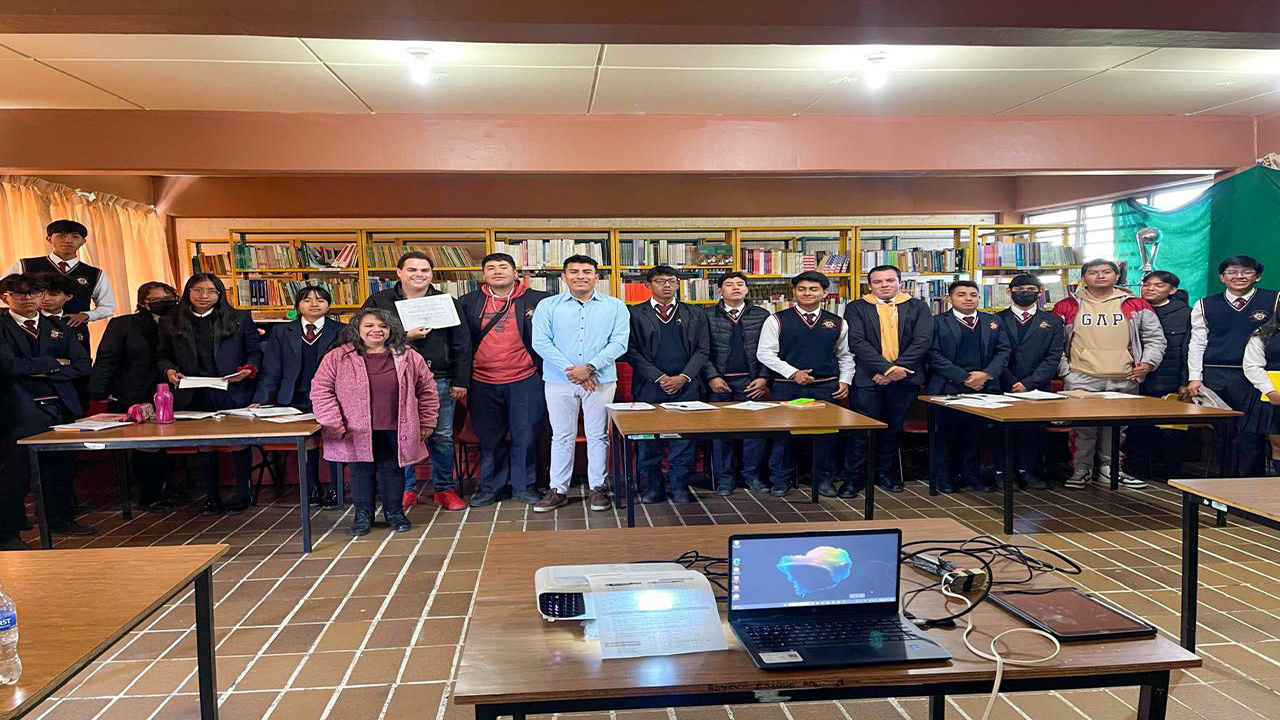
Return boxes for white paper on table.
[172,410,221,420]
[178,376,229,391]
[224,406,303,419]
[659,401,719,411]
[394,294,461,330]
[263,413,317,423]
[605,402,656,411]
[1097,391,1144,399]
[52,419,131,432]
[1006,390,1066,401]
[725,401,778,411]
[945,398,1014,410]
[586,571,729,659]
[967,393,1023,402]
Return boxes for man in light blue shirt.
[531,255,630,513]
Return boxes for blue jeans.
[405,377,456,492]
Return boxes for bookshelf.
[974,224,1077,311]
[492,228,612,297]
[365,228,486,300]
[854,225,974,314]
[212,229,363,312]
[617,228,732,304]
[735,227,851,314]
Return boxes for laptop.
[727,528,952,670]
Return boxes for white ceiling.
[0,34,1278,116]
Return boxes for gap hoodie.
[1053,286,1167,379]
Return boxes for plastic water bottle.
[153,383,175,424]
[0,586,20,685]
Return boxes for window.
[1150,182,1212,210]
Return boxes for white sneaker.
[1064,474,1090,490]
[1100,470,1148,489]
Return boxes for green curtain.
[1113,166,1280,304]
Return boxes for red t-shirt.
[364,351,400,430]
[472,285,537,385]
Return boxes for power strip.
[906,552,990,592]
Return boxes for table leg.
[194,566,219,720]
[624,435,636,529]
[929,694,946,720]
[1003,426,1017,536]
[1109,424,1122,491]
[1137,671,1170,720]
[863,429,876,521]
[30,446,51,550]
[118,450,133,521]
[1180,491,1199,652]
[927,403,939,496]
[297,438,312,554]
[809,437,819,505]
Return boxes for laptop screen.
[729,531,900,611]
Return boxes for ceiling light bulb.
[406,47,434,85]
[864,53,889,89]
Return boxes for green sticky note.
[786,398,815,406]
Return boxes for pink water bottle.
[153,383,175,424]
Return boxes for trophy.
[1137,227,1161,273]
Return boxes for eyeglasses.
[189,288,221,296]
[650,278,679,285]
[1223,269,1258,277]
[3,291,40,299]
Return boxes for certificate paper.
[394,294,461,330]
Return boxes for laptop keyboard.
[741,617,916,649]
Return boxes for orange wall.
[1260,113,1280,156]
[0,111,1255,176]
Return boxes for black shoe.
[640,487,667,504]
[224,499,251,516]
[936,482,957,494]
[815,480,838,497]
[748,479,771,494]
[350,509,373,536]
[469,491,501,508]
[714,482,735,497]
[0,535,26,551]
[199,498,225,516]
[878,479,905,493]
[50,521,96,536]
[1023,471,1048,490]
[385,511,411,532]
[770,485,792,497]
[837,482,860,499]
[513,489,542,505]
[317,487,340,508]
[670,488,696,504]
[142,499,176,513]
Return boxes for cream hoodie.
[1069,287,1134,378]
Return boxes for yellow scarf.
[863,292,912,362]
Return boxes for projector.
[535,563,685,620]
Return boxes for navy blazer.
[456,285,551,379]
[844,297,934,388]
[252,317,342,407]
[996,308,1065,391]
[0,314,91,440]
[925,312,1011,395]
[624,301,711,393]
[88,311,163,407]
[156,309,263,410]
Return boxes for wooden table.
[18,417,323,552]
[0,544,227,720]
[454,519,1198,720]
[607,402,887,527]
[920,395,1241,534]
[1170,477,1280,652]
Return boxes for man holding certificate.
[363,251,473,512]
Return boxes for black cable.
[631,550,732,600]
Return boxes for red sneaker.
[434,490,466,511]
[402,491,418,512]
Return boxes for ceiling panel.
[45,60,367,112]
[305,39,599,67]
[604,45,1152,71]
[593,67,848,115]
[1119,47,1280,73]
[0,44,22,60]
[0,58,136,109]
[0,33,313,62]
[1006,69,1280,115]
[329,64,594,113]
[802,69,1092,116]
[1193,90,1280,116]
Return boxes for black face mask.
[147,299,179,315]
[1010,291,1040,308]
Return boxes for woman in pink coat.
[311,308,439,536]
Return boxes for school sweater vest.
[20,257,100,314]
[777,308,841,379]
[295,335,323,400]
[1203,289,1278,366]
[953,324,983,371]
[725,319,749,374]
[1014,315,1033,343]
[654,316,690,376]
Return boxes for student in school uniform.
[89,281,180,512]
[37,273,91,352]
[756,271,854,497]
[844,264,934,495]
[1053,259,1166,490]
[996,274,1064,490]
[624,265,711,504]
[1127,271,1192,480]
[0,274,93,541]
[702,272,772,496]
[251,286,342,508]
[456,253,550,508]
[6,220,115,330]
[926,281,1012,493]
[1242,312,1280,476]
[1186,255,1277,476]
[156,273,262,515]
[363,251,472,512]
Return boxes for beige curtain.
[0,175,173,347]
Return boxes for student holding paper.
[703,272,772,496]
[926,281,1011,493]
[157,274,262,515]
[624,265,710,504]
[363,252,472,512]
[0,273,93,543]
[996,274,1064,490]
[251,286,342,507]
[756,271,853,497]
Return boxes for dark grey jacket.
[701,300,771,382]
